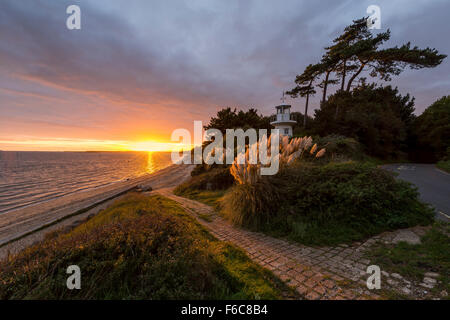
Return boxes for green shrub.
[190,163,230,176]
[313,84,415,159]
[436,147,450,173]
[175,167,234,194]
[222,162,434,245]
[286,162,431,222]
[0,194,289,299]
[191,164,208,176]
[316,134,366,162]
[412,96,450,162]
[437,159,450,173]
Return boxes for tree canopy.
[313,84,416,159]
[412,96,450,162]
[203,107,271,133]
[288,16,446,111]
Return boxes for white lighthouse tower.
[270,92,296,137]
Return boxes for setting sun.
[126,140,193,152]
[0,138,192,152]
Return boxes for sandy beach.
[0,164,194,257]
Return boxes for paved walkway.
[157,188,440,300]
[156,188,388,300]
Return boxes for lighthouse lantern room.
[270,92,296,137]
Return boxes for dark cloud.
[0,0,448,147]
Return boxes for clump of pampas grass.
[230,135,325,185]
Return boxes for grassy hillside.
[0,193,293,300]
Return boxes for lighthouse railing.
[270,114,297,122]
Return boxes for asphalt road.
[383,164,450,222]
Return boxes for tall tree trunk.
[340,60,347,91]
[303,79,313,128]
[322,70,330,103]
[346,62,366,91]
[304,93,309,128]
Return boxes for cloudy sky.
[0,0,448,151]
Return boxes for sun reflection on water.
[147,152,155,173]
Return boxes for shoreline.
[0,164,194,251]
[0,151,174,215]
[1,176,143,216]
[0,162,174,216]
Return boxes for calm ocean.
[0,151,173,214]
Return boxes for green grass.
[0,193,295,300]
[437,160,450,173]
[366,224,450,298]
[175,189,226,209]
